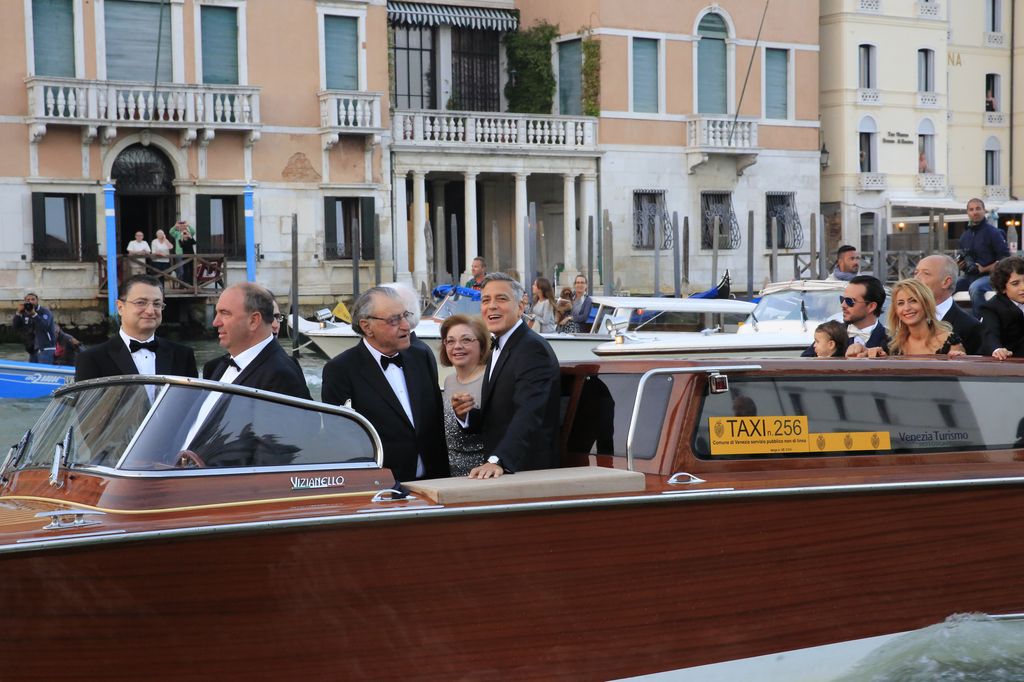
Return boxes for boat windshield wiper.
[750,310,759,332]
[633,310,666,331]
[800,298,808,332]
[0,429,31,483]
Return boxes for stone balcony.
[916,91,939,108]
[318,90,385,149]
[857,89,880,105]
[984,111,1008,127]
[685,116,759,175]
[916,173,946,193]
[858,172,887,191]
[984,32,1006,48]
[985,185,1009,201]
[916,1,940,18]
[392,109,598,154]
[26,76,261,145]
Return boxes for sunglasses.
[839,295,865,307]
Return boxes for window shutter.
[765,49,788,119]
[325,15,359,90]
[360,196,376,260]
[32,0,75,77]
[324,197,338,259]
[698,38,727,114]
[31,193,47,261]
[632,39,658,114]
[558,40,582,115]
[105,0,172,82]
[80,193,97,260]
[196,195,212,252]
[201,5,238,85]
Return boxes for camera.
[23,302,34,312]
[956,252,979,276]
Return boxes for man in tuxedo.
[914,254,987,355]
[451,272,560,479]
[203,283,310,400]
[321,287,449,482]
[75,274,197,381]
[802,275,888,357]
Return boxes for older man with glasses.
[800,275,888,357]
[75,274,197,381]
[321,286,450,484]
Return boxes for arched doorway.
[111,144,176,251]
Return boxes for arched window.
[858,116,877,172]
[917,118,935,174]
[985,136,1001,185]
[697,13,728,114]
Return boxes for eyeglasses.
[839,296,864,307]
[272,313,285,323]
[366,311,416,327]
[443,336,479,348]
[121,298,166,311]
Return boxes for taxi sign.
[709,416,890,456]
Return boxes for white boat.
[736,279,851,335]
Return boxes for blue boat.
[0,360,74,399]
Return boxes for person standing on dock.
[12,293,61,364]
[203,283,310,400]
[465,257,487,290]
[74,275,197,381]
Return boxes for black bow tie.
[129,339,158,353]
[491,335,500,350]
[225,357,241,370]
[381,354,404,370]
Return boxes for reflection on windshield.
[432,295,480,320]
[750,291,840,323]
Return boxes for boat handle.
[35,509,105,530]
[371,488,417,503]
[667,472,706,485]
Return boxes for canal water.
[0,340,328,449]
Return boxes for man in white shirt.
[74,274,197,381]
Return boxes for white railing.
[985,185,1009,201]
[916,1,940,18]
[858,88,880,105]
[686,117,757,149]
[916,173,945,192]
[392,109,597,150]
[27,77,260,128]
[858,0,880,12]
[984,111,1008,126]
[319,90,382,131]
[984,31,1006,48]
[916,91,939,108]
[858,172,887,191]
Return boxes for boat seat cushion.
[405,466,646,504]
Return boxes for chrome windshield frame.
[55,375,385,475]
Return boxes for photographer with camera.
[11,293,64,364]
[956,197,1009,319]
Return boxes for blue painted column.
[244,185,255,282]
[104,184,118,316]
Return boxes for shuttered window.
[325,15,359,90]
[632,38,658,113]
[765,48,788,119]
[558,39,582,116]
[105,0,172,82]
[697,14,728,114]
[32,0,75,77]
[201,5,238,85]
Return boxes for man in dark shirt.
[956,197,1009,318]
[11,293,63,363]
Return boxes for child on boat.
[813,320,847,357]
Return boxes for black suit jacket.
[800,322,887,357]
[203,340,311,401]
[980,294,1024,357]
[466,323,560,472]
[942,303,985,355]
[321,341,449,482]
[74,334,197,381]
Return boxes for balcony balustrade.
[915,173,946,193]
[916,91,939,108]
[686,117,757,150]
[858,0,881,13]
[858,173,888,191]
[984,32,1006,48]
[319,90,384,149]
[858,89,881,105]
[392,109,597,152]
[916,1,940,18]
[985,185,1009,201]
[984,112,1008,127]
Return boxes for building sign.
[883,131,914,145]
[948,51,962,66]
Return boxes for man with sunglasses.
[75,274,197,381]
[800,275,887,357]
[321,287,449,483]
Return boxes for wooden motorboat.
[0,359,74,399]
[2,358,1024,680]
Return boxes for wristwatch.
[487,455,501,466]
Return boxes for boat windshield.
[748,290,840,324]
[10,381,379,473]
[431,293,480,321]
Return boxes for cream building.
[820,0,1018,261]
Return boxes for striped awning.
[387,2,519,32]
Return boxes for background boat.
[0,359,74,399]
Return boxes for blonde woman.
[868,278,964,357]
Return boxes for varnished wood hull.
[3,481,1022,680]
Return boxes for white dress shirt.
[219,334,274,384]
[363,339,423,478]
[488,319,523,380]
[935,296,953,320]
[119,328,156,375]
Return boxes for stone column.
[393,169,411,284]
[432,179,446,281]
[412,170,428,288]
[580,172,598,282]
[463,171,479,280]
[514,172,529,284]
[562,173,578,283]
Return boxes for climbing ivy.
[581,30,601,117]
[504,21,560,114]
